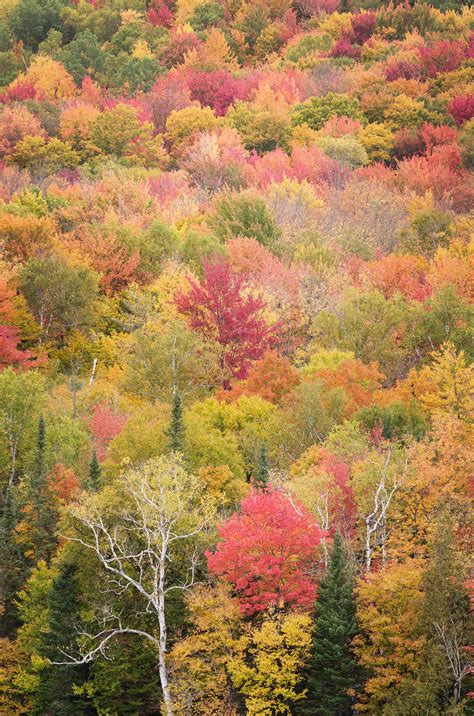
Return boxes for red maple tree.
[89,403,127,461]
[206,488,325,615]
[175,259,280,385]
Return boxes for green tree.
[24,416,57,564]
[36,562,91,715]
[209,192,281,246]
[304,533,359,716]
[253,443,269,490]
[58,29,104,84]
[292,93,363,131]
[87,450,101,492]
[166,388,185,454]
[8,0,65,51]
[0,485,26,635]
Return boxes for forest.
[0,0,472,713]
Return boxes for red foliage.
[329,38,361,60]
[0,276,42,370]
[420,123,457,154]
[185,69,247,116]
[418,40,466,78]
[147,0,174,27]
[396,143,473,211]
[175,260,280,383]
[392,127,425,160]
[0,81,36,104]
[89,403,127,461]
[348,12,376,45]
[80,76,103,107]
[145,72,193,132]
[158,30,201,69]
[69,226,140,293]
[448,95,474,127]
[206,488,324,615]
[363,253,431,301]
[148,170,190,205]
[384,60,420,82]
[48,463,80,503]
[217,350,300,405]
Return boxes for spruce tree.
[28,416,57,563]
[0,485,26,634]
[304,533,359,716]
[87,450,101,492]
[36,562,92,715]
[254,443,269,490]
[166,388,185,453]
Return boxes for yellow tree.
[228,610,313,715]
[169,583,242,714]
[353,559,425,714]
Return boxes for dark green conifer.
[87,450,101,492]
[304,533,359,716]
[254,443,269,489]
[36,562,92,715]
[0,484,26,634]
[166,388,185,453]
[28,415,57,563]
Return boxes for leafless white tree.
[54,455,215,716]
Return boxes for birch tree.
[55,454,215,716]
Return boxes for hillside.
[0,0,473,714]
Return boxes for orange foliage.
[48,463,81,503]
[311,358,384,416]
[362,253,430,301]
[218,350,300,405]
[0,213,55,263]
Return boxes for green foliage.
[304,534,359,715]
[8,0,66,51]
[292,93,364,131]
[209,192,282,246]
[166,388,185,453]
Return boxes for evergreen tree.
[254,443,269,490]
[87,450,101,492]
[166,388,185,453]
[304,533,359,716]
[27,416,57,563]
[36,562,92,715]
[420,513,472,707]
[0,485,26,634]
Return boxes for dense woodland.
[0,0,473,713]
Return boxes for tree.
[253,443,269,489]
[19,255,99,343]
[87,451,100,493]
[207,488,324,615]
[60,455,215,716]
[304,534,358,716]
[0,368,46,490]
[175,260,279,384]
[0,484,26,634]
[228,610,313,716]
[35,562,90,715]
[166,388,185,454]
[291,93,363,131]
[169,583,241,714]
[421,512,471,706]
[19,416,58,564]
[209,192,281,246]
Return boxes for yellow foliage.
[354,560,425,714]
[182,28,239,71]
[169,583,242,714]
[418,343,474,421]
[19,57,76,101]
[228,610,313,716]
[132,39,153,58]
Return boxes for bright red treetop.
[206,488,325,615]
[175,259,279,384]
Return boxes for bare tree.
[55,455,215,716]
[434,618,472,703]
[363,449,408,572]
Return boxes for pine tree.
[166,388,185,453]
[36,562,92,715]
[0,485,26,634]
[87,450,101,492]
[304,533,359,716]
[27,416,57,563]
[254,443,269,490]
